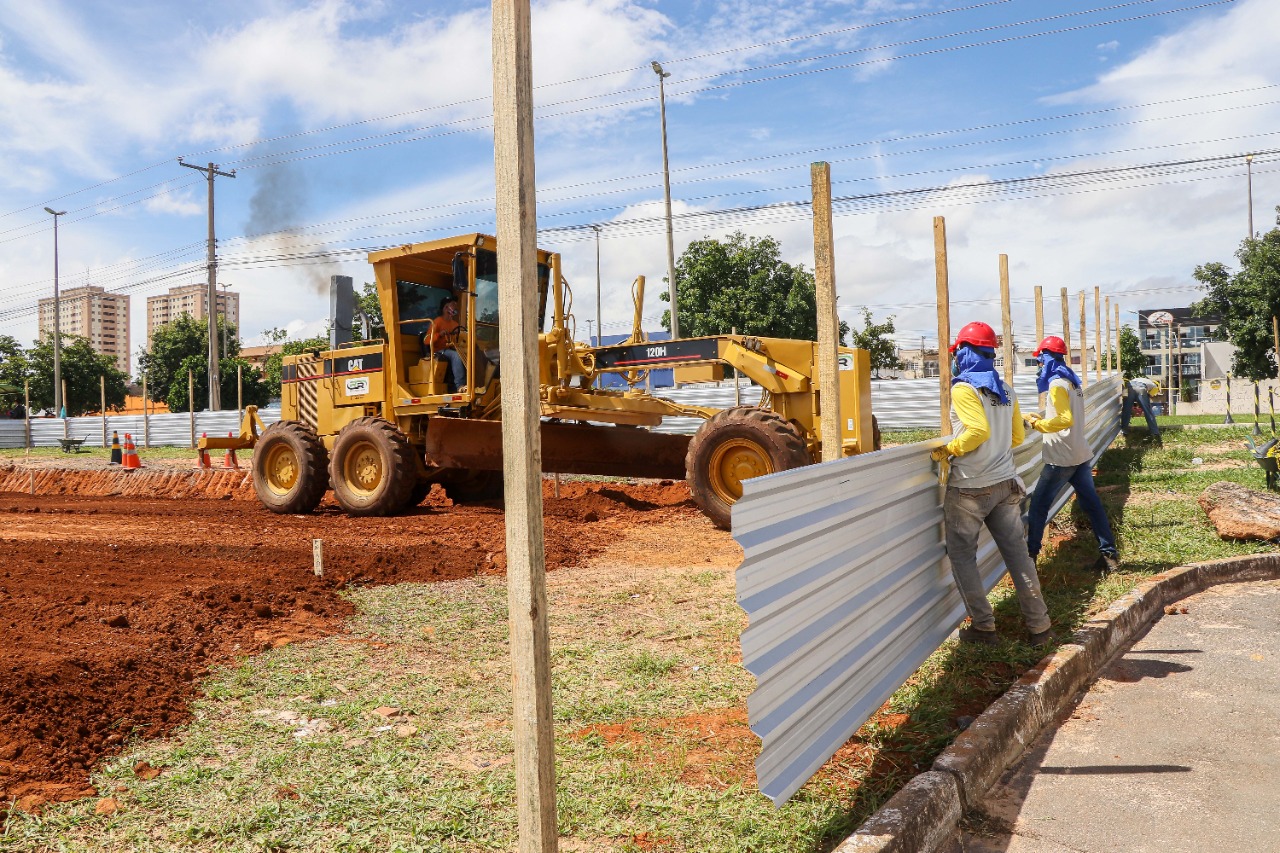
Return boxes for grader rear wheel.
[685,407,810,530]
[252,421,329,514]
[329,417,416,517]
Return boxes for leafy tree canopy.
[140,313,267,412]
[661,232,849,343]
[1192,209,1280,381]
[259,327,331,400]
[848,308,905,377]
[0,335,27,400]
[24,333,128,416]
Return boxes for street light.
[651,60,679,340]
[44,207,67,417]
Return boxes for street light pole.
[1247,153,1256,238]
[651,60,679,340]
[44,207,67,417]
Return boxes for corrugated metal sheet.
[0,410,281,450]
[733,376,1122,806]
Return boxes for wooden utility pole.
[1060,288,1072,373]
[179,157,236,412]
[1077,291,1088,389]
[811,162,842,461]
[998,254,1013,385]
[491,1,558,850]
[934,217,952,435]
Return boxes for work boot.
[958,627,1000,646]
[1028,628,1056,647]
[1093,552,1122,573]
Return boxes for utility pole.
[179,157,236,411]
[651,61,679,339]
[44,208,67,417]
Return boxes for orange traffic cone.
[222,431,240,470]
[194,432,212,470]
[121,433,143,470]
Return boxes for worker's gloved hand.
[1023,412,1041,426]
[929,446,952,463]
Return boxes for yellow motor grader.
[204,233,877,528]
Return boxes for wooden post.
[1077,291,1088,389]
[998,254,1014,385]
[188,369,196,449]
[1034,286,1045,409]
[101,375,107,448]
[811,162,842,462]
[312,539,323,577]
[1114,303,1121,377]
[61,379,69,438]
[23,380,30,450]
[237,363,244,419]
[492,1,558,849]
[934,217,952,435]
[1272,316,1279,374]
[142,373,150,449]
[1093,287,1102,382]
[1104,296,1112,376]
[1060,288,1072,376]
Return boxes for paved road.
[957,579,1280,853]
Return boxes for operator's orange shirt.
[430,317,459,351]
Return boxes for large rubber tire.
[328,417,417,517]
[252,421,329,514]
[438,469,505,504]
[685,406,810,530]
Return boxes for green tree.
[0,335,28,403]
[1102,326,1146,378]
[1192,210,1280,381]
[260,327,331,400]
[24,333,128,416]
[848,308,905,377]
[661,232,849,342]
[355,282,386,340]
[140,314,257,411]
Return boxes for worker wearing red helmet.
[1023,335,1120,571]
[930,321,1053,647]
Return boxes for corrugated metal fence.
[0,409,282,450]
[732,376,1122,806]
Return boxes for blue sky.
[1,0,1277,374]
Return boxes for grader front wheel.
[685,407,810,530]
[252,421,329,514]
[329,417,416,516]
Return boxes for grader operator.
[206,233,877,528]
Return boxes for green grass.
[3,426,1273,852]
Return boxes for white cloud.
[143,184,202,217]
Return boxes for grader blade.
[425,417,690,479]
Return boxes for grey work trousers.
[944,478,1051,634]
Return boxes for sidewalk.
[958,579,1280,853]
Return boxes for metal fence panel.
[734,376,1121,805]
[0,410,281,450]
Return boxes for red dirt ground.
[0,467,696,813]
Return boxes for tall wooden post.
[1060,288,1072,376]
[1077,291,1088,389]
[23,380,30,450]
[237,363,244,419]
[492,1,558,850]
[1034,285,1045,408]
[188,370,196,449]
[61,380,69,439]
[1104,296,1112,376]
[811,162,842,461]
[142,373,150,448]
[999,254,1014,385]
[1093,287,1102,382]
[1114,303,1121,377]
[101,375,107,448]
[934,217,952,435]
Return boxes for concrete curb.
[838,552,1280,853]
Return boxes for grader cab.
[214,232,877,528]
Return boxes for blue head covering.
[951,344,1008,404]
[1035,351,1080,394]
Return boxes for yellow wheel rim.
[343,440,384,498]
[264,443,299,497]
[708,438,773,504]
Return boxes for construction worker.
[430,297,465,392]
[1121,375,1162,440]
[1024,336,1120,572]
[930,321,1054,647]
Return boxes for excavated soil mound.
[0,474,698,814]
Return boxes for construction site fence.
[0,409,283,450]
[732,375,1122,806]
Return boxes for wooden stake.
[934,217,952,436]
[811,162,842,462]
[1060,288,1072,374]
[1077,291,1088,389]
[101,375,107,448]
[142,373,150,448]
[188,369,196,449]
[1114,303,1121,377]
[492,0,558,848]
[1272,316,1279,373]
[238,362,244,419]
[999,254,1013,385]
[1093,286,1102,382]
[23,379,30,451]
[312,539,323,577]
[1104,296,1112,375]
[1034,286,1045,409]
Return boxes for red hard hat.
[949,321,997,354]
[1033,335,1068,356]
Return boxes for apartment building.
[146,283,240,345]
[37,285,130,375]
